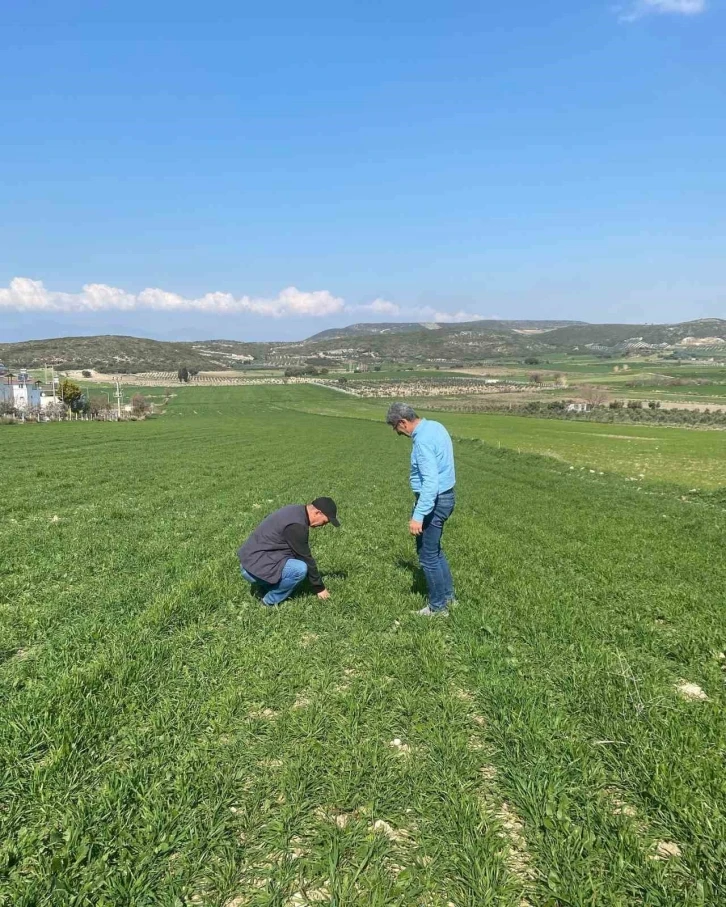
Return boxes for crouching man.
[238,498,340,607]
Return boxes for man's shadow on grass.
[396,559,427,597]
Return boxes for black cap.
[312,497,340,527]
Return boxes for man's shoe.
[413,606,449,617]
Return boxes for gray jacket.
[237,504,324,592]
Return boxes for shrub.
[44,401,68,420]
[89,396,111,417]
[131,394,151,416]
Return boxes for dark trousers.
[415,489,455,611]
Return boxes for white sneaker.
[413,606,449,617]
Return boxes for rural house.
[1,374,42,412]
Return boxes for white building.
[0,380,42,412]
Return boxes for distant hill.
[2,318,724,373]
[308,319,582,341]
[309,322,442,340]
[0,335,269,373]
[542,319,726,348]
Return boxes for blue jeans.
[415,490,455,612]
[241,558,308,606]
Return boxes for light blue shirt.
[410,418,456,521]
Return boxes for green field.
[2,387,725,905]
[469,358,726,404]
[411,410,726,489]
[258,386,726,488]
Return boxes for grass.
[1,387,725,905]
[257,385,726,488]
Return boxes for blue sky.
[1,0,724,341]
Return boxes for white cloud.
[0,277,491,325]
[368,298,401,315]
[430,310,486,323]
[351,299,486,323]
[0,277,344,318]
[618,0,705,21]
[352,298,402,316]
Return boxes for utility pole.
[115,379,122,419]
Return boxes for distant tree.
[580,385,609,407]
[82,370,92,378]
[188,367,199,377]
[338,377,348,386]
[59,379,83,408]
[529,372,542,384]
[88,396,110,418]
[627,400,642,410]
[0,398,16,417]
[178,367,189,383]
[609,400,624,410]
[648,400,661,410]
[524,357,540,365]
[70,393,89,414]
[131,393,151,416]
[373,365,382,371]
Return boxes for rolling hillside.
[1,318,725,373]
[308,319,583,341]
[543,318,726,349]
[0,336,270,373]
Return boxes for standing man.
[386,403,456,616]
[238,498,340,607]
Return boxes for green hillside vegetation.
[545,318,726,348]
[0,336,269,374]
[3,318,726,375]
[308,319,583,341]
